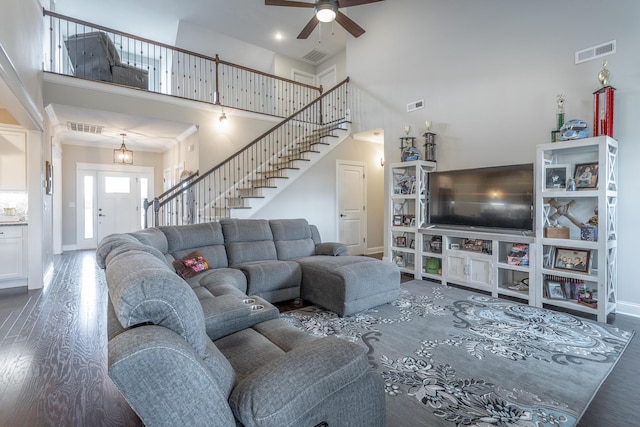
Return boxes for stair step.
[237,188,264,198]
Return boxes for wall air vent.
[575,40,616,64]
[67,122,104,134]
[303,49,327,63]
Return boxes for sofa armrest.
[200,294,279,340]
[315,242,349,256]
[229,336,377,427]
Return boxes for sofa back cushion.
[106,247,209,356]
[221,219,277,265]
[269,219,316,260]
[160,222,229,269]
[130,228,169,254]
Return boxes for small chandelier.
[114,133,133,164]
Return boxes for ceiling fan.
[265,0,383,39]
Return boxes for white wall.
[346,0,640,313]
[256,136,385,252]
[0,0,51,289]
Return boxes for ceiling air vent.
[67,122,104,134]
[575,40,616,64]
[303,49,327,63]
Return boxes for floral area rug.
[280,280,633,427]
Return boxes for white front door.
[97,171,140,243]
[76,163,153,249]
[337,161,366,255]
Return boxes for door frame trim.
[335,160,367,254]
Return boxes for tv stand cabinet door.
[468,256,492,287]
[446,252,466,282]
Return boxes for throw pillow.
[173,251,210,279]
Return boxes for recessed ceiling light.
[275,32,284,41]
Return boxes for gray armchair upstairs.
[64,31,149,89]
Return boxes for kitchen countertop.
[0,221,28,226]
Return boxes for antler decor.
[548,199,585,228]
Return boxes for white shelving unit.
[534,136,618,322]
[420,228,536,305]
[388,160,436,277]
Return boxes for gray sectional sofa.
[97,218,399,426]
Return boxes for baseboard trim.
[62,244,78,252]
[366,246,383,255]
[616,301,640,318]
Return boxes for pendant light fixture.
[114,133,133,164]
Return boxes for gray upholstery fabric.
[221,219,277,265]
[161,222,229,269]
[232,260,301,300]
[188,268,248,296]
[130,227,169,254]
[95,233,140,268]
[200,295,279,340]
[309,224,322,246]
[228,336,374,427]
[105,248,209,355]
[215,328,287,379]
[315,242,349,256]
[109,326,236,427]
[269,219,316,260]
[297,255,400,317]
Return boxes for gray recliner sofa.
[97,218,398,426]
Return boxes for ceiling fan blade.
[335,11,365,38]
[337,0,384,7]
[297,16,320,39]
[265,0,314,7]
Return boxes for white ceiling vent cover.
[303,49,327,63]
[575,40,616,64]
[67,122,104,134]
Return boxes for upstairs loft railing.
[147,78,350,226]
[44,9,322,118]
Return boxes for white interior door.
[337,161,366,255]
[97,171,139,243]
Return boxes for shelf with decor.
[534,136,617,322]
[387,160,436,277]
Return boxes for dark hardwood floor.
[0,251,637,426]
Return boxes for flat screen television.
[428,164,534,232]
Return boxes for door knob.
[98,214,106,217]
[340,214,346,217]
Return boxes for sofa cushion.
[173,251,210,279]
[187,268,248,296]
[105,248,209,356]
[221,219,277,265]
[96,233,141,268]
[130,228,168,254]
[232,260,301,299]
[160,222,229,268]
[269,219,316,260]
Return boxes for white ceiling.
[48,0,383,152]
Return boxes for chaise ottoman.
[296,255,400,317]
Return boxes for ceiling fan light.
[316,2,337,23]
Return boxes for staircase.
[148,78,351,226]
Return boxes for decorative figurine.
[593,60,615,137]
[556,94,565,130]
[423,120,437,162]
[598,60,610,87]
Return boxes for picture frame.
[574,162,598,189]
[393,215,404,226]
[410,239,415,249]
[545,279,566,300]
[395,236,407,247]
[410,217,416,227]
[553,247,591,274]
[45,160,53,195]
[544,164,570,190]
[395,254,405,267]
